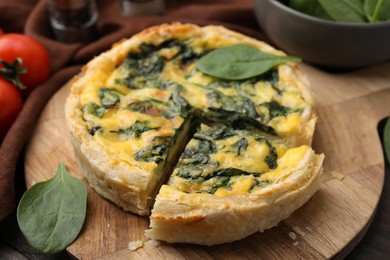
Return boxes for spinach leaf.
[17,163,87,254]
[193,134,218,154]
[207,79,241,89]
[229,115,275,135]
[139,43,157,56]
[202,126,236,140]
[131,121,157,138]
[135,144,167,163]
[179,152,211,166]
[177,166,204,180]
[127,99,160,112]
[205,108,276,135]
[384,117,390,163]
[99,88,120,108]
[176,133,223,177]
[115,74,167,90]
[261,70,283,95]
[260,101,294,119]
[127,97,183,119]
[168,84,192,118]
[159,39,198,66]
[126,43,158,60]
[124,53,164,77]
[113,121,159,138]
[207,69,279,88]
[290,0,333,20]
[178,130,222,167]
[257,69,280,86]
[289,0,390,23]
[82,103,105,118]
[207,69,282,97]
[250,179,270,191]
[206,89,240,111]
[208,176,231,194]
[127,99,166,116]
[116,43,165,89]
[135,136,170,163]
[255,137,278,169]
[364,0,390,22]
[139,54,164,76]
[89,126,101,136]
[243,98,260,118]
[318,0,367,22]
[170,84,189,107]
[205,168,259,180]
[231,137,249,156]
[177,167,257,194]
[115,75,145,90]
[196,44,300,80]
[207,89,259,118]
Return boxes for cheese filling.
[168,125,310,196]
[78,38,312,199]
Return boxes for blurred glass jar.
[48,0,98,43]
[120,0,164,17]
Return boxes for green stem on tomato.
[0,58,27,90]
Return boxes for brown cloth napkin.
[0,0,265,222]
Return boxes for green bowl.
[253,0,390,68]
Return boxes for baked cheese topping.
[167,125,310,196]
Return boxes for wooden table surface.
[1,61,390,259]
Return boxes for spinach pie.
[65,23,323,244]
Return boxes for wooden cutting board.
[24,61,390,259]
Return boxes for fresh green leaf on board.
[196,44,300,80]
[17,163,87,254]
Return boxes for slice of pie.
[65,41,198,214]
[65,23,323,240]
[146,125,324,245]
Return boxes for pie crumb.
[128,240,144,251]
[331,171,345,180]
[288,231,297,240]
[293,241,299,247]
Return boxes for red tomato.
[0,34,50,95]
[0,78,23,141]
